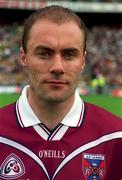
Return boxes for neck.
[27,88,75,130]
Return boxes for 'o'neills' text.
[39,150,65,159]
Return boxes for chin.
[43,91,74,104]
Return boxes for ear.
[19,47,27,66]
[81,50,87,71]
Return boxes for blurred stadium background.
[0,0,122,118]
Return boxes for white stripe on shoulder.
[0,136,50,180]
[52,131,122,180]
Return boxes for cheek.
[34,71,43,81]
[68,67,81,85]
[27,60,46,75]
[31,63,49,74]
[68,64,81,76]
[28,68,41,82]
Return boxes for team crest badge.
[82,153,105,180]
[0,153,25,179]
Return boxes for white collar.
[16,85,85,128]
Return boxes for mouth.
[44,80,68,87]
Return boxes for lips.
[47,80,67,83]
[44,80,68,86]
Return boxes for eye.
[37,51,50,58]
[62,49,78,60]
[34,46,54,59]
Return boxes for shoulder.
[84,102,122,130]
[85,102,121,120]
[0,103,16,118]
[0,103,17,132]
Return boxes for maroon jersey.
[0,88,122,180]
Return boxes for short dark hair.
[22,5,86,53]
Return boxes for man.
[0,5,122,180]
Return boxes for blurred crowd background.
[0,0,122,95]
[0,23,122,95]
[48,0,122,2]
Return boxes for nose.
[50,54,64,75]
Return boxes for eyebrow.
[34,45,80,54]
[62,47,79,52]
[34,45,54,53]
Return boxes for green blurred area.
[0,93,20,107]
[0,93,122,118]
[81,95,122,118]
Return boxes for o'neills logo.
[39,150,65,159]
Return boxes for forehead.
[28,20,84,49]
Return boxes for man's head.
[22,5,86,54]
[20,5,87,105]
